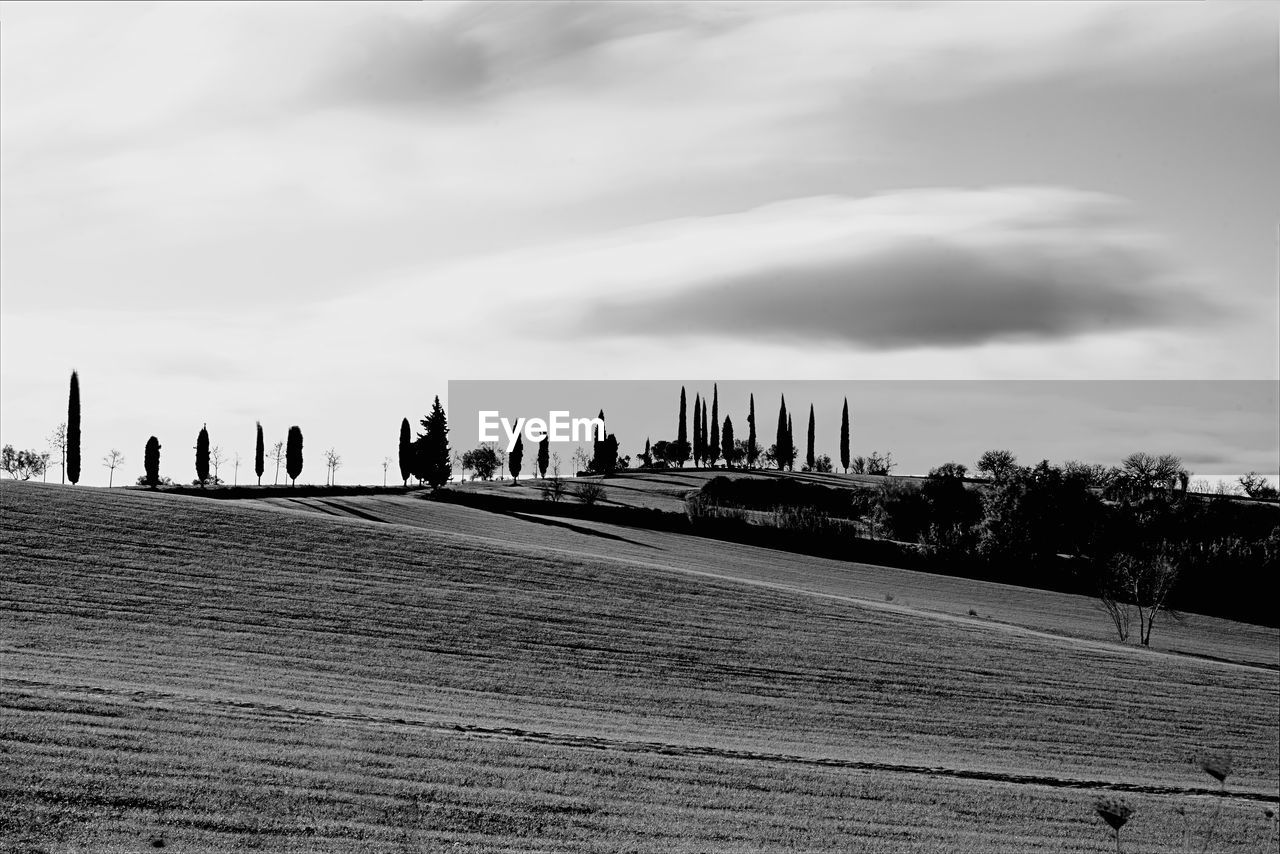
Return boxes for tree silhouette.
[674,386,690,467]
[418,396,450,488]
[144,437,161,489]
[806,404,816,471]
[775,396,789,471]
[102,449,124,487]
[787,414,794,471]
[195,424,210,487]
[537,435,550,478]
[721,416,736,468]
[747,393,758,469]
[286,426,303,486]
[840,397,850,474]
[398,418,413,486]
[639,437,653,468]
[709,384,720,467]
[67,371,81,485]
[701,397,708,468]
[324,448,341,486]
[210,446,226,484]
[510,433,524,484]
[255,422,265,486]
[693,394,702,466]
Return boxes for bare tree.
[572,445,591,474]
[210,446,226,485]
[1096,577,1134,643]
[324,448,341,486]
[102,449,125,487]
[382,456,392,487]
[48,422,68,484]
[495,447,507,481]
[541,452,568,502]
[233,451,242,486]
[573,480,607,506]
[270,440,285,485]
[1100,548,1181,646]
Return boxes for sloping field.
[3,481,1277,853]
[262,491,1279,670]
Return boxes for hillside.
[3,480,1277,852]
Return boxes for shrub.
[573,481,607,506]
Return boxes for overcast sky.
[1,1,1276,486]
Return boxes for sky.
[1,1,1276,486]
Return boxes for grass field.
[3,480,1277,852]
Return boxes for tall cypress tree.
[806,404,816,471]
[255,422,265,486]
[675,386,689,467]
[701,399,708,468]
[747,393,758,468]
[775,395,789,471]
[538,434,550,478]
[840,397,850,474]
[696,396,706,468]
[195,424,210,486]
[420,396,451,488]
[787,414,794,471]
[144,436,161,489]
[721,416,735,469]
[67,370,81,485]
[398,418,413,486]
[709,384,720,467]
[509,433,524,484]
[286,425,303,485]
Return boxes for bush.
[573,481,607,506]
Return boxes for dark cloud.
[579,228,1221,350]
[314,3,732,109]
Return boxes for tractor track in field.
[5,676,1276,806]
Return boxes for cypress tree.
[840,397,850,474]
[701,398,708,468]
[144,436,161,489]
[721,416,735,469]
[675,386,689,467]
[709,384,719,467]
[398,418,413,486]
[787,414,794,471]
[806,404,816,471]
[747,393,758,468]
[67,371,81,485]
[286,425,303,485]
[255,422,265,485]
[538,434,550,477]
[420,396,451,488]
[195,424,210,486]
[696,396,706,468]
[509,433,524,484]
[640,437,652,468]
[775,396,789,470]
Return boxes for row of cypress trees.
[64,369,309,489]
[662,386,855,473]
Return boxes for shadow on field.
[509,512,659,549]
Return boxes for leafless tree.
[102,449,125,487]
[495,447,507,481]
[382,456,392,487]
[210,446,226,484]
[541,452,567,502]
[48,422,68,484]
[270,440,285,485]
[325,448,341,486]
[572,445,591,474]
[233,452,242,486]
[1100,547,1181,646]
